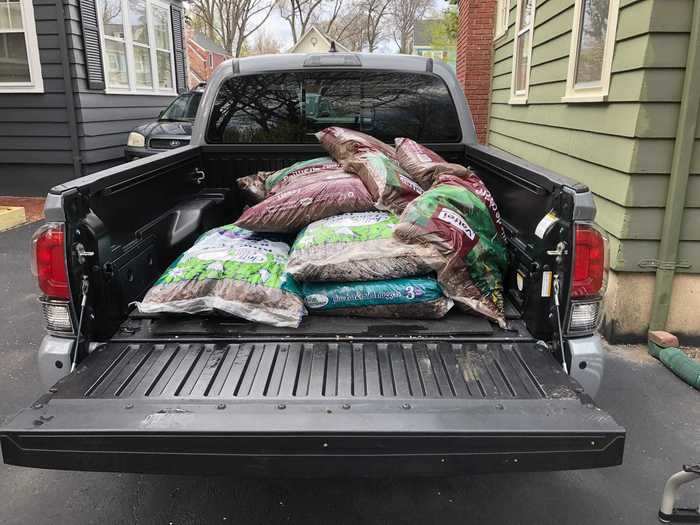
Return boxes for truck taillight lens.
[32,223,70,299]
[568,223,608,335]
[572,224,606,298]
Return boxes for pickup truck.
[0,53,625,476]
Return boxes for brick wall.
[456,0,496,144]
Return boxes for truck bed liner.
[55,340,565,401]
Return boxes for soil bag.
[235,169,375,233]
[136,225,306,327]
[394,138,469,190]
[344,152,423,214]
[287,211,441,282]
[316,126,396,162]
[394,173,508,327]
[302,276,453,319]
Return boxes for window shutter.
[78,0,105,90]
[170,5,187,94]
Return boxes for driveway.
[0,222,698,525]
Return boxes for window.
[160,91,201,121]
[563,0,620,102]
[207,71,462,144]
[494,0,510,39]
[0,0,43,92]
[97,0,175,94]
[510,0,535,104]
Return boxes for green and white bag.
[136,225,306,327]
[287,211,441,282]
[302,276,453,319]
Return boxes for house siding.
[0,0,76,195]
[0,0,181,196]
[66,0,180,175]
[487,0,699,274]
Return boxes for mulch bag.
[344,152,423,214]
[287,211,441,282]
[235,169,375,233]
[237,171,272,204]
[394,172,508,327]
[302,276,453,319]
[136,225,306,327]
[265,156,342,195]
[316,126,396,162]
[394,137,469,190]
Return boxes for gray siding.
[0,0,179,196]
[65,0,178,175]
[0,0,75,196]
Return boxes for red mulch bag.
[394,172,508,327]
[394,138,469,189]
[344,151,423,214]
[316,127,396,162]
[235,169,375,233]
[265,156,342,195]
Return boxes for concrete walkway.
[0,222,697,525]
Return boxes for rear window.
[206,70,462,144]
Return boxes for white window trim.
[0,0,44,93]
[562,0,620,103]
[494,0,510,41]
[509,0,535,104]
[96,0,177,96]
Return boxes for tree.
[245,30,283,54]
[389,0,431,54]
[189,0,275,57]
[279,0,325,43]
[360,0,391,52]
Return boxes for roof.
[288,25,351,53]
[413,19,441,47]
[190,31,231,56]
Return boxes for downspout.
[55,0,82,180]
[648,0,700,331]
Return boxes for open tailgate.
[1,340,625,475]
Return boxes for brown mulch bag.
[237,171,272,204]
[235,169,375,233]
[344,151,423,214]
[394,137,469,190]
[316,126,396,162]
[287,211,441,282]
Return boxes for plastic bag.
[302,276,453,319]
[235,169,375,233]
[237,171,271,204]
[316,126,396,162]
[265,156,342,195]
[287,211,441,282]
[394,138,469,190]
[394,172,508,327]
[136,225,306,327]
[344,152,423,214]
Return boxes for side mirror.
[158,109,165,118]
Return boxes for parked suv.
[125,84,205,160]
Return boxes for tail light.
[32,222,70,299]
[568,223,608,334]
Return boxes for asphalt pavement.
[0,222,698,525]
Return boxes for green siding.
[487,0,699,273]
